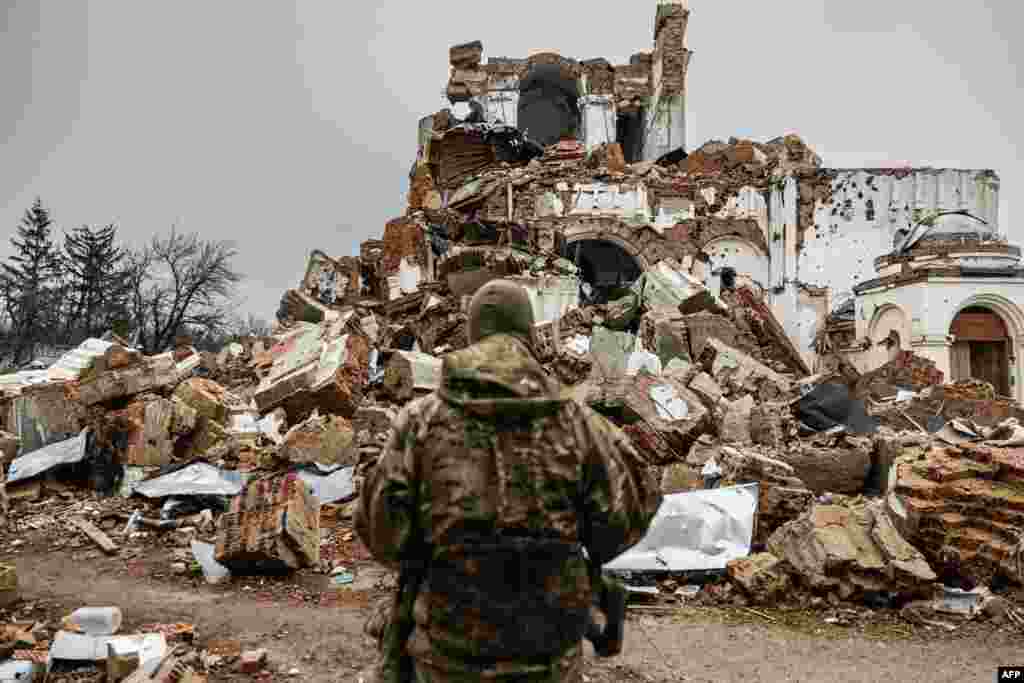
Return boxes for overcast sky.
[2,1,1019,322]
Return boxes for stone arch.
[868,304,911,347]
[945,293,1024,399]
[559,217,696,305]
[944,293,1024,341]
[702,234,770,289]
[866,304,911,366]
[561,216,693,270]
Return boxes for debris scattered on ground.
[1,39,1023,679]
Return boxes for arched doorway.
[562,239,643,305]
[949,306,1012,396]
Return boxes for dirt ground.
[7,546,1021,683]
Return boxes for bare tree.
[128,227,243,354]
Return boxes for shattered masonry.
[2,0,1024,640]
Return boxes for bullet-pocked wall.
[768,168,1001,366]
[793,169,1000,304]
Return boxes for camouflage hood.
[438,333,565,418]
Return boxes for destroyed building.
[1,5,1023,664]
[281,0,1024,407]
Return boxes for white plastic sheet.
[603,483,759,572]
[297,465,355,505]
[191,540,231,585]
[133,463,247,498]
[7,430,89,484]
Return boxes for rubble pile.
[752,498,938,603]
[887,439,1024,586]
[0,27,1022,678]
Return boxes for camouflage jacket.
[356,334,661,681]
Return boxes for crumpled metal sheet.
[133,463,248,498]
[603,483,759,572]
[7,430,89,484]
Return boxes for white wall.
[770,169,1002,307]
[579,95,616,153]
[474,91,519,127]
[855,278,1024,402]
[642,94,685,162]
[704,236,770,290]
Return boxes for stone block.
[8,383,85,455]
[767,501,936,596]
[757,485,815,547]
[868,501,936,585]
[280,414,356,467]
[532,321,557,363]
[687,372,723,406]
[450,40,483,68]
[720,394,755,444]
[888,443,1024,584]
[0,431,18,465]
[173,379,229,424]
[77,354,180,406]
[773,442,872,496]
[103,397,199,467]
[683,312,737,360]
[617,374,711,464]
[715,445,805,489]
[382,351,442,402]
[749,401,793,449]
[727,552,790,603]
[215,473,320,572]
[704,338,791,401]
[639,308,690,368]
[632,259,706,311]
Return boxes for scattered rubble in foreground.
[1,264,1022,678]
[1,84,1024,683]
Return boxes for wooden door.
[950,342,971,381]
[969,341,1009,396]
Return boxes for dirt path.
[12,551,1021,683]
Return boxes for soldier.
[356,279,661,683]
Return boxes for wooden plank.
[68,516,119,555]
